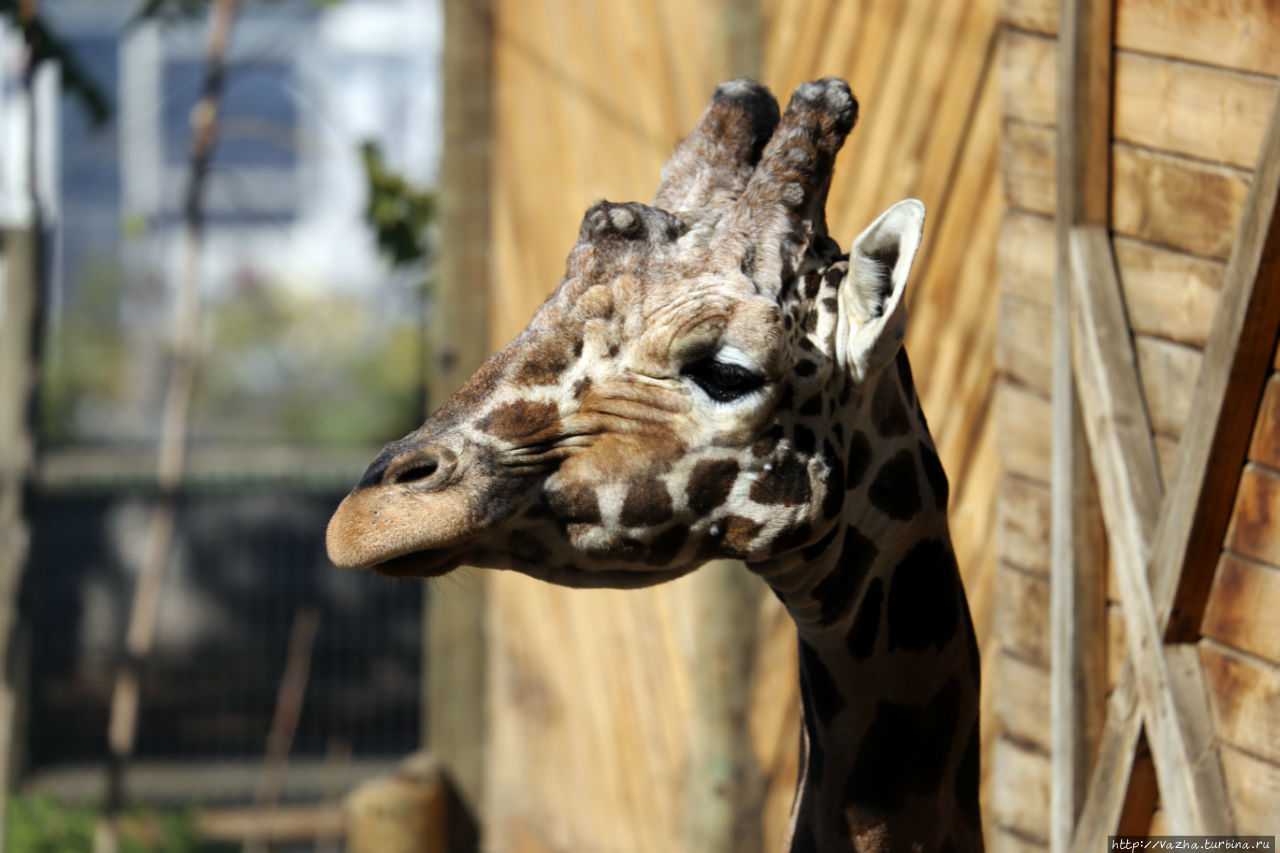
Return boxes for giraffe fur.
[328,77,982,853]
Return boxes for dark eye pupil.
[681,358,765,403]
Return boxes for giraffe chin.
[368,547,468,580]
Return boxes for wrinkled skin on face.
[327,78,869,587]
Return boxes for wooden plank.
[1247,373,1280,469]
[991,736,1052,843]
[999,29,1279,170]
[1115,0,1280,78]
[1111,147,1252,263]
[1202,553,1280,664]
[998,293,1053,391]
[1069,676,1141,851]
[998,474,1052,576]
[1135,336,1200,439]
[994,649,1051,752]
[1200,641,1280,765]
[1002,121,1252,261]
[1069,226,1232,834]
[1000,210,1226,350]
[1225,464,1280,569]
[990,827,1049,853]
[1105,602,1125,693]
[996,563,1051,667]
[999,297,1202,431]
[998,210,1054,307]
[1219,742,1280,834]
[1156,87,1280,640]
[1113,236,1224,351]
[429,0,495,813]
[996,381,1052,483]
[1005,0,1280,76]
[1115,52,1278,172]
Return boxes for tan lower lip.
[370,548,467,579]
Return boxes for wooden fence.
[992,0,1280,847]
[480,1,1004,850]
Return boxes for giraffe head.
[326,78,926,589]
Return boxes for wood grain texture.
[487,2,1006,849]
[1202,553,1280,663]
[991,736,1052,842]
[997,381,1052,483]
[994,649,1051,752]
[1069,227,1232,834]
[1002,121,1252,261]
[1219,742,1280,834]
[998,474,1052,576]
[997,563,1051,666]
[1155,87,1280,641]
[998,210,1226,349]
[1224,464,1280,568]
[1006,0,1280,76]
[1000,29,1278,170]
[1200,641,1280,765]
[1247,374,1280,469]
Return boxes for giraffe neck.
[752,352,982,853]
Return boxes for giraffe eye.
[681,357,766,403]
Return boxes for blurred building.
[0,0,444,815]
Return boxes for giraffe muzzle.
[326,437,504,574]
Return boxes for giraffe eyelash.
[680,357,767,403]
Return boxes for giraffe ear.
[837,199,925,383]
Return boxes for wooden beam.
[1068,227,1233,834]
[427,0,495,817]
[1155,86,1280,642]
[1049,1,1110,849]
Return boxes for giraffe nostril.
[391,460,438,485]
[382,446,456,489]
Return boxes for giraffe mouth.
[368,546,468,579]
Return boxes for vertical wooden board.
[1247,374,1280,469]
[998,474,1051,575]
[1202,553,1280,664]
[995,563,1050,666]
[990,736,1051,842]
[1219,743,1280,834]
[1225,463,1280,568]
[1200,641,1280,765]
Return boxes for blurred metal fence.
[18,449,421,805]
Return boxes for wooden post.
[0,227,39,850]
[97,4,239,851]
[425,0,494,820]
[347,754,455,853]
[1049,1,1109,849]
[686,4,766,852]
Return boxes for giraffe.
[328,78,982,853]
